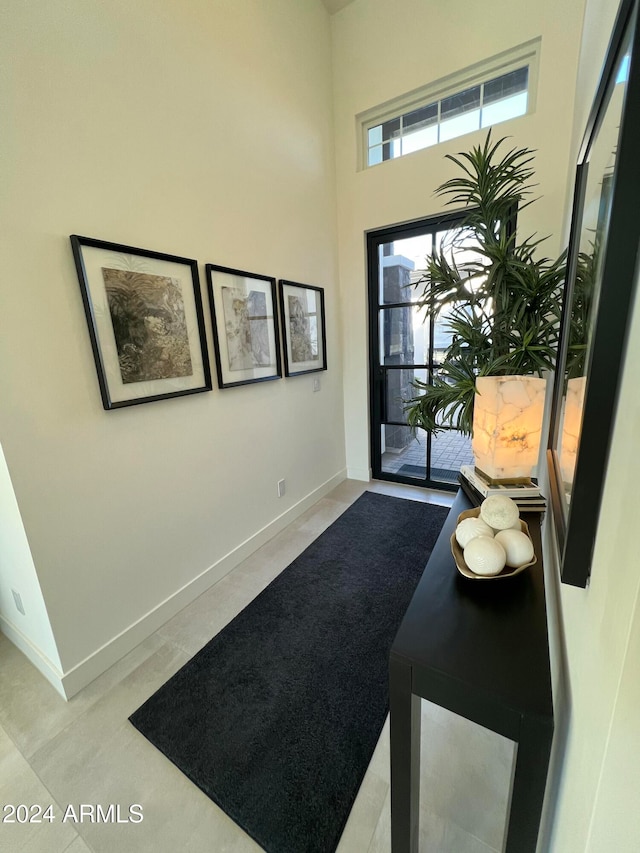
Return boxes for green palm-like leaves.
[407,358,478,434]
[406,132,566,435]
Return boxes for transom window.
[359,39,540,169]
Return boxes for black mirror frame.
[547,0,640,587]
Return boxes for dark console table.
[389,490,553,853]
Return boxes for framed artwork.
[278,280,327,376]
[70,235,212,410]
[547,0,640,587]
[205,264,282,388]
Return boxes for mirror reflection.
[555,36,631,513]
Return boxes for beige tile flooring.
[0,479,515,853]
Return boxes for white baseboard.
[59,468,348,699]
[0,615,66,699]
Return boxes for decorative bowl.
[450,508,537,581]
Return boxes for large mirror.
[548,0,640,587]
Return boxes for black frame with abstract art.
[547,0,640,587]
[70,235,212,410]
[205,264,282,389]
[278,280,327,377]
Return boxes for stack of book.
[459,464,547,512]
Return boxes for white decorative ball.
[464,536,507,576]
[480,495,520,531]
[494,529,535,567]
[455,516,494,549]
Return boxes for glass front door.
[367,215,475,490]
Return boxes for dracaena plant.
[405,132,567,436]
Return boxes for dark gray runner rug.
[129,491,449,853]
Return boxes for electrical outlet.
[12,589,25,616]
[313,377,321,392]
[277,479,286,498]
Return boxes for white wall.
[542,0,640,849]
[0,442,63,690]
[587,577,640,851]
[331,0,586,481]
[0,0,345,695]
[543,275,640,851]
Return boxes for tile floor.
[0,480,514,853]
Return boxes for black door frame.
[367,210,469,491]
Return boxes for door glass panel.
[370,215,486,488]
[379,306,429,365]
[430,430,474,484]
[435,226,480,263]
[378,235,433,303]
[381,425,426,478]
[380,423,474,482]
[433,313,454,364]
[385,368,427,424]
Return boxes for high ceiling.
[321,0,357,14]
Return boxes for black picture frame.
[278,280,327,376]
[547,0,640,587]
[70,235,212,410]
[205,264,282,388]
